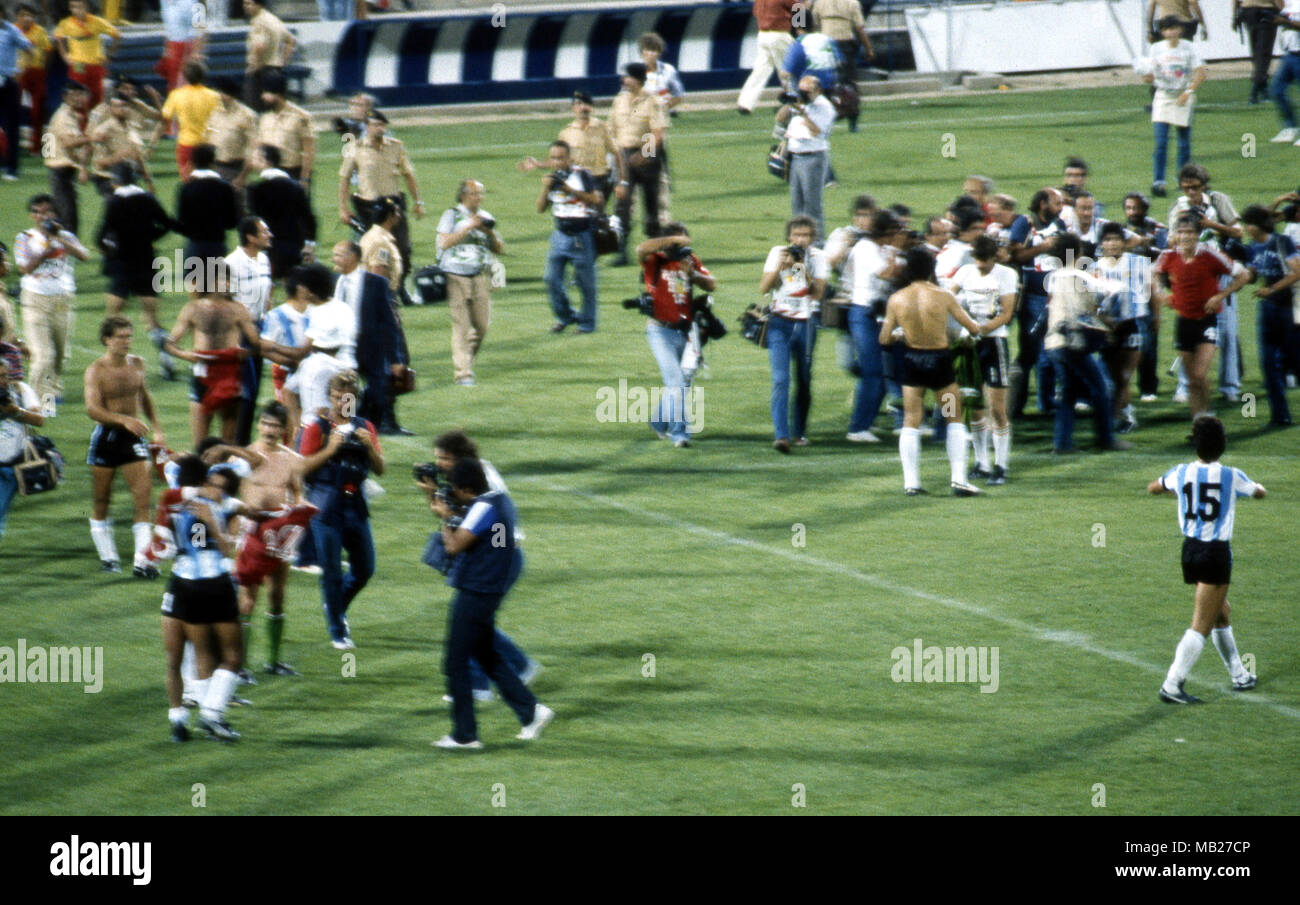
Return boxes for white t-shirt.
[286,352,349,421]
[305,299,357,369]
[225,246,272,324]
[949,262,1018,339]
[823,226,862,295]
[848,238,896,308]
[935,239,973,282]
[1146,39,1202,94]
[0,382,39,464]
[15,228,83,296]
[764,245,829,319]
[785,96,836,154]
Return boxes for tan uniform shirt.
[1152,0,1197,18]
[206,100,258,164]
[557,118,619,177]
[340,135,415,200]
[44,105,87,169]
[609,89,667,150]
[247,9,293,69]
[90,116,140,178]
[360,224,403,290]
[813,0,866,41]
[257,102,313,170]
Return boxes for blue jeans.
[544,228,598,331]
[0,466,16,540]
[1048,348,1114,450]
[1015,292,1056,413]
[1271,51,1300,129]
[1259,299,1299,423]
[468,629,532,693]
[646,321,692,441]
[846,306,885,433]
[317,0,352,20]
[312,499,376,642]
[1152,120,1191,185]
[767,316,816,440]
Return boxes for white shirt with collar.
[333,267,365,324]
[306,298,358,369]
[190,168,222,181]
[225,245,273,323]
[785,95,836,154]
[259,167,292,182]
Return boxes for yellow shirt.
[161,84,221,147]
[53,15,118,66]
[18,23,52,71]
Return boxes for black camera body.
[0,386,13,410]
[621,294,656,317]
[412,462,440,485]
[550,169,571,191]
[665,243,693,262]
[333,116,364,139]
[476,214,495,231]
[41,219,63,235]
[786,244,806,264]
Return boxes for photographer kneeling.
[0,349,47,542]
[431,458,554,750]
[634,222,716,447]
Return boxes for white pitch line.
[518,477,1300,722]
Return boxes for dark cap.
[261,70,288,96]
[624,62,647,84]
[367,109,388,124]
[572,90,593,105]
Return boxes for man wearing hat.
[337,108,423,297]
[256,69,314,187]
[555,91,625,210]
[609,62,667,266]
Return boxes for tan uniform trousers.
[446,271,491,382]
[21,289,74,403]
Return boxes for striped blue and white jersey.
[1159,461,1258,542]
[170,496,241,580]
[1089,253,1151,321]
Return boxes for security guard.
[609,62,667,266]
[359,197,405,297]
[337,109,423,295]
[256,70,314,186]
[206,79,259,186]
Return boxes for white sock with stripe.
[1210,626,1248,680]
[132,522,152,568]
[201,668,240,723]
[1163,629,1205,692]
[90,519,118,564]
[972,418,990,470]
[946,422,970,485]
[181,642,197,699]
[993,426,1011,470]
[899,427,921,490]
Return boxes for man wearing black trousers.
[431,458,554,750]
[0,6,33,180]
[329,240,406,436]
[248,144,316,280]
[1235,0,1283,104]
[176,144,241,266]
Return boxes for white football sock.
[181,641,197,698]
[90,519,118,564]
[201,668,240,722]
[946,422,969,484]
[972,418,990,470]
[993,426,1011,470]
[131,522,152,568]
[191,677,209,706]
[1163,629,1206,691]
[1211,626,1248,680]
[168,706,189,725]
[899,427,921,490]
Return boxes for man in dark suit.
[175,143,241,267]
[329,240,410,435]
[248,143,316,280]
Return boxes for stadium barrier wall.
[906,0,1261,74]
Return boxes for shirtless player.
[880,247,991,497]
[164,259,263,447]
[234,401,317,675]
[85,316,166,576]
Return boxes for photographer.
[538,140,603,334]
[843,209,906,443]
[0,347,46,543]
[634,222,716,446]
[430,457,553,750]
[760,215,828,453]
[1003,187,1069,418]
[299,370,385,650]
[417,429,540,703]
[15,193,89,411]
[437,179,503,386]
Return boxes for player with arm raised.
[1147,415,1265,703]
[879,247,990,496]
[85,316,165,577]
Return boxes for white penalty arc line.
[519,477,1300,723]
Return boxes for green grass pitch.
[2,76,1297,814]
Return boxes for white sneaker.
[1139,393,1158,403]
[1271,128,1299,143]
[516,704,555,740]
[331,638,356,651]
[846,430,881,443]
[1172,390,1189,404]
[433,735,483,750]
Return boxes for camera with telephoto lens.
[412,462,440,485]
[476,214,495,231]
[621,294,655,317]
[786,244,806,263]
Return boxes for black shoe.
[773,439,790,454]
[1115,416,1137,434]
[378,424,415,436]
[133,564,160,580]
[237,668,258,686]
[737,107,752,116]
[101,559,122,573]
[970,465,992,480]
[197,714,241,740]
[264,662,300,677]
[170,721,189,743]
[1232,673,1258,691]
[1158,682,1201,704]
[1151,181,1167,198]
[904,487,929,496]
[549,322,568,334]
[987,466,1006,486]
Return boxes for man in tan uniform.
[359,198,404,296]
[206,79,259,185]
[43,81,91,235]
[243,0,295,112]
[609,62,667,265]
[521,90,627,212]
[89,93,154,197]
[257,70,314,186]
[813,0,874,90]
[337,109,423,301]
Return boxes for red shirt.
[644,253,711,325]
[1154,244,1233,319]
[299,417,381,493]
[754,0,797,32]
